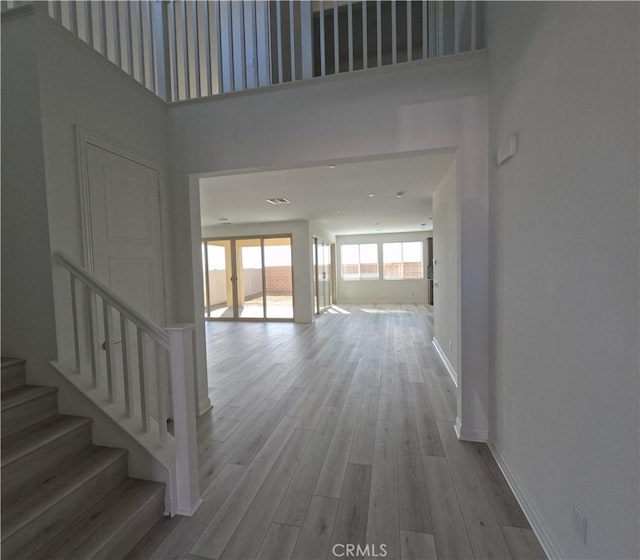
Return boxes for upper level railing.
[2,0,485,102]
[53,251,201,517]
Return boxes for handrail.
[53,251,169,348]
[52,249,202,516]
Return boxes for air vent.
[266,198,290,205]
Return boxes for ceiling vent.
[266,198,290,205]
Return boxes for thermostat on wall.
[497,134,517,166]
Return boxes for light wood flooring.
[128,305,546,560]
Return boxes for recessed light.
[368,193,375,198]
[396,191,405,198]
[328,164,336,169]
[266,198,290,205]
[336,210,342,214]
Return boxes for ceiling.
[199,150,455,236]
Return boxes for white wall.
[309,221,336,245]
[1,11,58,373]
[433,160,459,376]
[336,232,431,304]
[32,13,171,366]
[488,3,639,559]
[201,220,313,323]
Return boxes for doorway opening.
[202,235,294,321]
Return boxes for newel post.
[166,324,202,516]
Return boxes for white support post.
[167,324,202,516]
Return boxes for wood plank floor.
[128,305,546,560]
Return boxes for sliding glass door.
[314,237,333,314]
[203,235,293,321]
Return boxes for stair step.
[1,446,128,559]
[1,358,26,392]
[28,478,165,560]
[1,385,58,438]
[2,415,93,497]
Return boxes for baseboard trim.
[455,416,488,442]
[197,397,213,416]
[488,443,564,560]
[432,337,458,387]
[454,417,462,438]
[176,497,203,517]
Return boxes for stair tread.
[1,446,128,539]
[1,414,91,467]
[29,478,165,560]
[1,385,57,412]
[1,357,25,369]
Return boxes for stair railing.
[2,1,486,103]
[52,251,201,517]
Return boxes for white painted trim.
[457,423,488,442]
[432,336,458,386]
[176,498,203,517]
[488,443,564,560]
[198,396,213,416]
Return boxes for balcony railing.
[2,0,485,101]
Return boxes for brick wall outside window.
[265,266,293,294]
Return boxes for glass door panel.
[236,238,265,319]
[205,240,234,318]
[314,237,332,313]
[323,242,332,308]
[264,237,294,319]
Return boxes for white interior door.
[86,143,165,323]
[85,142,167,421]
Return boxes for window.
[383,241,424,279]
[340,243,379,280]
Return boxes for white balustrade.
[53,251,201,517]
[1,1,485,102]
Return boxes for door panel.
[85,143,166,420]
[237,239,264,319]
[264,237,293,319]
[86,144,165,324]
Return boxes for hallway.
[130,306,545,560]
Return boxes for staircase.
[1,358,165,560]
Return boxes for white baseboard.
[197,396,213,416]
[455,416,489,442]
[432,337,458,386]
[488,443,564,560]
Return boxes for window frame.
[382,241,424,280]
